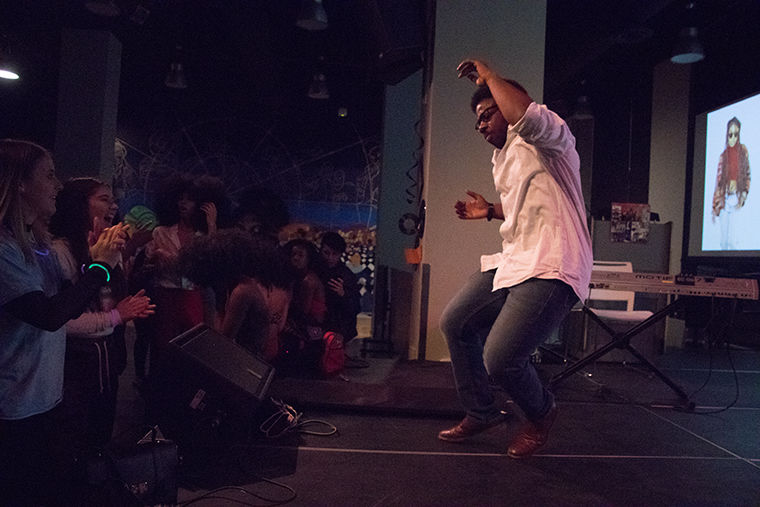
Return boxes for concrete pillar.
[649,60,691,348]
[413,0,547,360]
[54,29,121,184]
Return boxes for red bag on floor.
[321,331,345,377]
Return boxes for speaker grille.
[170,324,275,404]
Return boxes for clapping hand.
[115,289,156,321]
[89,223,128,267]
[454,190,489,220]
[88,216,108,248]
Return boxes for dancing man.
[437,59,592,458]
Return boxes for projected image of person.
[712,117,751,249]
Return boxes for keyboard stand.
[549,299,695,411]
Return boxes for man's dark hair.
[470,80,529,113]
[320,231,346,253]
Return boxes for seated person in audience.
[277,239,328,374]
[318,231,361,343]
[49,177,154,449]
[179,230,292,361]
[0,139,126,506]
[283,239,327,338]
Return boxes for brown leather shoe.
[507,403,558,459]
[438,412,509,442]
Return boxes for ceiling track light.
[307,72,329,99]
[84,0,121,17]
[165,63,187,89]
[296,0,328,31]
[569,95,593,120]
[165,46,188,89]
[129,3,151,25]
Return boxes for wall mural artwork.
[113,114,379,312]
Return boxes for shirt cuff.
[110,309,123,327]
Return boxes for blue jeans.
[441,270,577,422]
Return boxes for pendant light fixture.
[165,45,188,89]
[670,2,705,64]
[83,0,121,18]
[307,73,329,99]
[296,0,328,31]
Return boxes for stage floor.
[112,327,760,506]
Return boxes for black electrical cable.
[405,118,425,204]
[259,398,337,438]
[685,298,741,415]
[178,481,298,506]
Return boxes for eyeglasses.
[475,105,499,130]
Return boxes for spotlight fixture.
[671,27,704,64]
[164,46,188,89]
[84,0,121,17]
[569,95,593,120]
[670,2,704,64]
[307,73,329,99]
[165,63,187,89]
[0,63,19,80]
[129,3,151,25]
[296,0,328,31]
[0,37,20,80]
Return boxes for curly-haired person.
[179,229,293,361]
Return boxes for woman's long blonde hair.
[0,139,52,262]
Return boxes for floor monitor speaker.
[168,324,275,415]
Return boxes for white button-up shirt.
[480,102,592,301]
